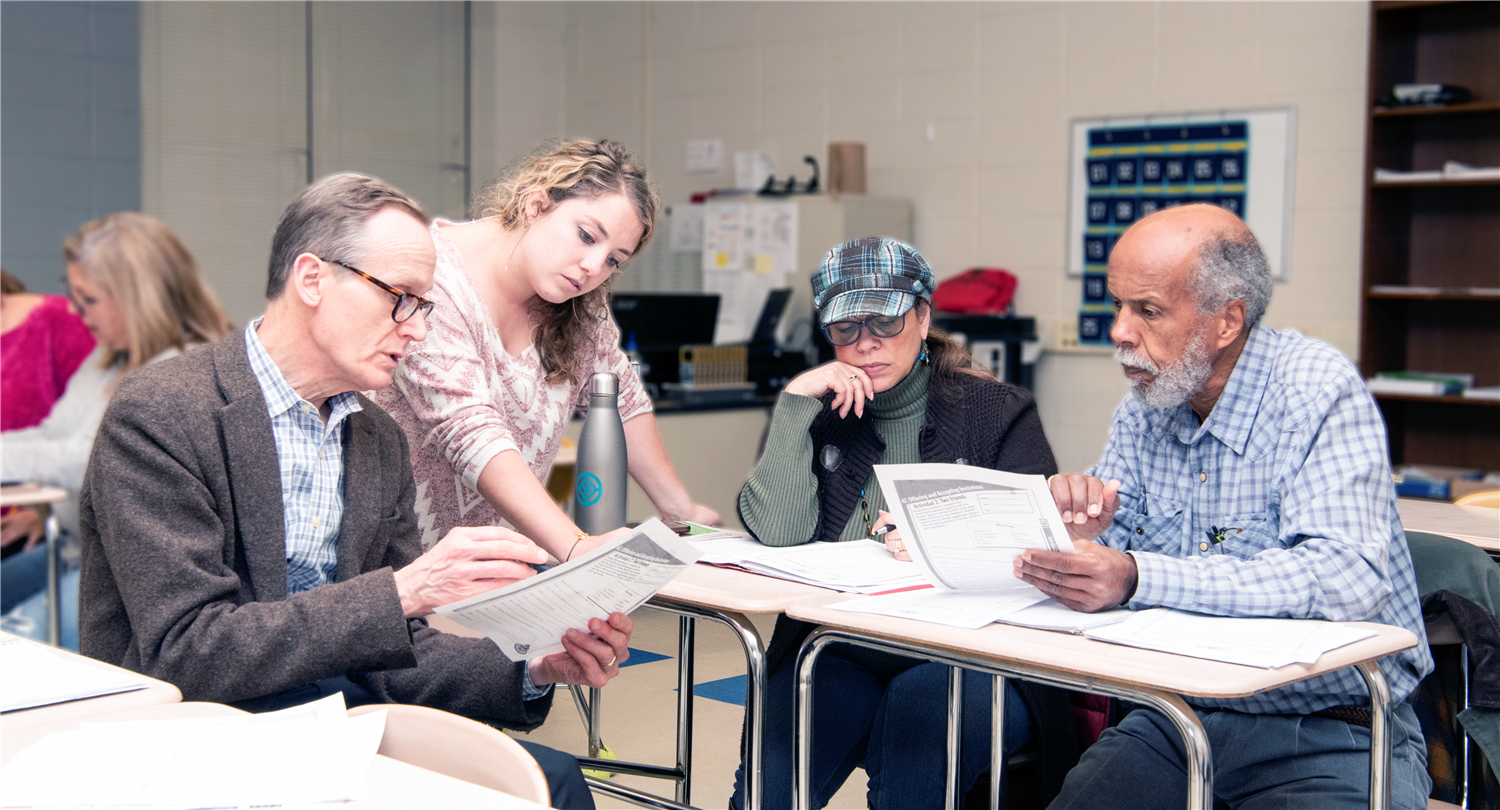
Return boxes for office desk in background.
[1398,498,1500,558]
[787,593,1419,810]
[0,484,70,646]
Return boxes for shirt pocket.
[1118,501,1185,554]
[1204,512,1272,559]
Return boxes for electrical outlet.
[1056,318,1082,350]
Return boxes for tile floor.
[519,607,870,810]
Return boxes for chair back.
[348,703,549,805]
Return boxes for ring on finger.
[848,373,857,382]
[606,654,617,667]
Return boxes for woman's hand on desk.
[394,526,549,618]
[1,507,45,551]
[784,362,875,419]
[671,503,721,528]
[529,612,633,689]
[876,510,911,562]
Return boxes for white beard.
[1115,332,1213,411]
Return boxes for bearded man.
[1015,204,1432,809]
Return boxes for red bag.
[931,268,1017,316]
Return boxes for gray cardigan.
[78,332,551,729]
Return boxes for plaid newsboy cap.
[812,236,935,325]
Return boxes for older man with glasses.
[78,173,629,809]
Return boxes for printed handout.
[436,519,700,661]
[875,463,1074,592]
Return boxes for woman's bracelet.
[566,530,588,562]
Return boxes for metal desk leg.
[793,633,826,810]
[675,616,695,806]
[1356,660,1394,810]
[990,674,1006,810]
[45,512,60,647]
[946,666,963,810]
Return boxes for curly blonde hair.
[473,139,659,385]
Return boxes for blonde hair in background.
[63,212,232,373]
[473,139,660,385]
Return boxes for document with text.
[436,519,700,661]
[876,463,1074,591]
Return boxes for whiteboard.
[1065,107,1297,281]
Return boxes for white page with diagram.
[874,464,1074,592]
[436,519,700,661]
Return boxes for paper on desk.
[875,464,1074,592]
[827,588,1047,629]
[995,598,1136,634]
[436,519,700,661]
[1083,609,1378,669]
[0,693,382,807]
[0,633,150,713]
[735,541,928,593]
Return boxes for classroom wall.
[488,1,1371,473]
[1,1,141,293]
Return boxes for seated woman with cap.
[730,237,1077,810]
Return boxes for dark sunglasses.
[821,313,906,346]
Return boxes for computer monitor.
[609,293,720,350]
[749,288,793,346]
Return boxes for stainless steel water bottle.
[574,372,627,535]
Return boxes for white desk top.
[1398,498,1500,552]
[2,702,547,809]
[0,484,68,508]
[786,593,1419,700]
[654,563,834,614]
[2,636,182,741]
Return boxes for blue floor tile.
[692,675,747,707]
[620,647,670,668]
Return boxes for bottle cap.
[590,372,619,396]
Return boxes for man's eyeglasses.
[321,258,435,323]
[821,313,906,346]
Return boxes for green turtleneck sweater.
[740,363,931,546]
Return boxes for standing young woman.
[2,212,230,647]
[375,140,716,560]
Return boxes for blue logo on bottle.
[575,472,603,506]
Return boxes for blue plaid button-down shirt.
[1093,324,1432,714]
[246,322,363,596]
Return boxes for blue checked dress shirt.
[1092,324,1432,714]
[247,322,549,699]
[246,322,362,596]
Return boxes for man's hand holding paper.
[529,612,633,689]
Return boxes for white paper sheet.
[994,598,1136,634]
[0,693,382,807]
[735,541,927,593]
[0,633,151,713]
[436,519,700,661]
[1083,609,1378,669]
[875,464,1074,592]
[827,588,1047,629]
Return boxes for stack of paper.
[0,694,383,806]
[686,530,928,594]
[1082,609,1378,669]
[0,634,150,713]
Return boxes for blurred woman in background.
[1,269,95,563]
[2,212,231,648]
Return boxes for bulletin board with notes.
[1066,108,1296,346]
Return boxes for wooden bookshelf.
[1360,1,1500,470]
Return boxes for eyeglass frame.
[58,275,91,313]
[319,257,435,324]
[820,311,908,346]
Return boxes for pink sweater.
[1,295,96,431]
[373,220,651,550]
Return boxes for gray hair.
[266,173,430,299]
[1190,231,1272,328]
